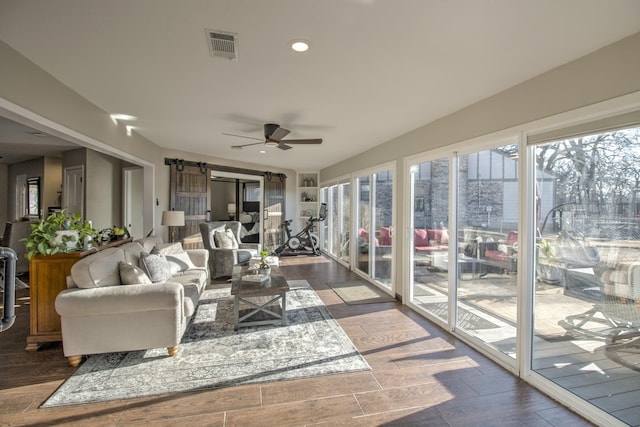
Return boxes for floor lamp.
[161,210,185,243]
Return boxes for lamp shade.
[161,210,185,227]
[227,203,235,213]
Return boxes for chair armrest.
[186,249,209,269]
[55,282,184,317]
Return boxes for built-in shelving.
[296,172,319,229]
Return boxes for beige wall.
[0,41,296,241]
[85,149,123,231]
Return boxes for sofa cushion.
[379,227,392,246]
[71,247,126,289]
[155,242,184,254]
[136,236,163,252]
[139,251,172,283]
[119,261,152,285]
[121,242,145,266]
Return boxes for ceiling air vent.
[205,29,238,60]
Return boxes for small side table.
[231,265,289,330]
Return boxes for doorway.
[209,171,263,245]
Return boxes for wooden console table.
[25,238,132,351]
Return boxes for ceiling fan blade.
[282,138,323,144]
[277,143,293,150]
[269,127,290,142]
[231,141,264,149]
[222,132,264,142]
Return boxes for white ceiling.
[1,0,640,170]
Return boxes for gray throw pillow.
[139,251,172,283]
[118,261,152,285]
[215,229,238,249]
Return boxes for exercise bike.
[273,203,326,256]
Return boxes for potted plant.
[112,226,129,240]
[23,210,98,259]
[258,250,271,275]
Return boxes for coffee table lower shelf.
[233,292,287,330]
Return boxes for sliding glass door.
[456,147,518,358]
[408,145,519,359]
[531,125,640,424]
[409,157,450,324]
[356,167,394,290]
[320,181,351,266]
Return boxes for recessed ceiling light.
[290,39,310,53]
[259,150,267,154]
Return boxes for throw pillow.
[166,252,197,274]
[118,261,152,285]
[139,251,172,283]
[214,229,238,249]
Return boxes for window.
[532,124,640,424]
[27,177,40,218]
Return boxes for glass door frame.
[405,137,522,371]
[352,162,396,293]
[320,177,352,269]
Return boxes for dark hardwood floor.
[0,256,593,426]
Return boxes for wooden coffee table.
[231,265,289,330]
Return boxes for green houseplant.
[23,210,98,259]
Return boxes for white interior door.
[63,166,84,218]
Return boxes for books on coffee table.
[242,274,270,285]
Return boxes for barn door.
[263,175,286,252]
[169,164,210,243]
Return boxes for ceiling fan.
[225,123,322,151]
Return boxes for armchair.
[199,221,260,278]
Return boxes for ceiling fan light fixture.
[290,39,310,53]
[265,140,279,147]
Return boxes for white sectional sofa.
[55,237,209,367]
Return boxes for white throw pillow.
[215,229,238,249]
[166,252,197,274]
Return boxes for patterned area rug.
[42,280,369,407]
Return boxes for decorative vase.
[54,230,79,251]
[258,261,271,276]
